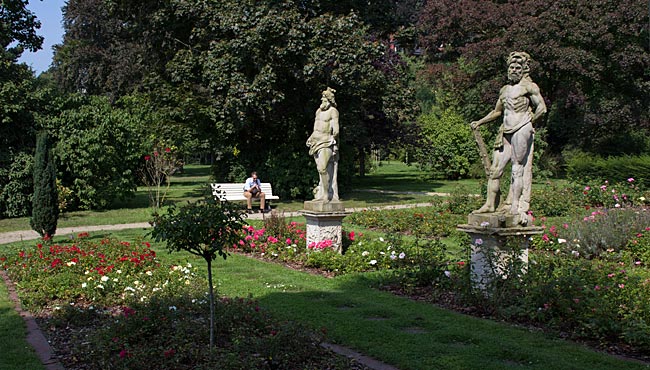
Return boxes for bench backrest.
[210,183,275,200]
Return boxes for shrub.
[562,208,650,258]
[0,151,33,217]
[346,207,464,238]
[235,219,307,259]
[30,131,59,237]
[49,95,143,210]
[446,185,483,214]
[572,178,648,209]
[530,182,581,217]
[415,108,478,180]
[567,153,650,190]
[516,252,650,348]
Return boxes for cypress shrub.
[567,154,650,189]
[30,131,59,237]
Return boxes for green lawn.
[0,277,44,370]
[2,223,648,369]
[212,254,646,370]
[4,160,638,368]
[1,162,452,232]
[0,161,581,234]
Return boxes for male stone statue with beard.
[470,52,547,224]
[307,87,340,203]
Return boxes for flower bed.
[231,186,650,357]
[1,235,368,369]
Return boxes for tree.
[46,94,144,210]
[52,0,147,98]
[151,197,247,348]
[418,0,650,157]
[0,0,43,55]
[0,0,43,217]
[30,131,58,238]
[139,144,182,214]
[52,0,419,198]
[156,1,417,194]
[416,108,478,179]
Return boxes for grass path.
[211,254,648,370]
[0,275,44,370]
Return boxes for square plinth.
[467,212,533,228]
[303,200,345,212]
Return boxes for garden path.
[0,202,437,245]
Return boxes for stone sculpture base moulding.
[301,200,350,254]
[458,213,544,291]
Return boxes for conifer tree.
[30,131,59,238]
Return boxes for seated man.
[243,171,266,213]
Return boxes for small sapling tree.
[30,131,59,239]
[140,145,181,214]
[150,196,246,347]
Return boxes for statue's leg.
[315,149,332,201]
[509,124,534,218]
[330,152,339,201]
[519,137,534,215]
[475,146,509,213]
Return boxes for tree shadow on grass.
[175,166,210,177]
[341,191,421,204]
[250,272,643,370]
[352,172,445,193]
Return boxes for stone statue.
[307,87,339,202]
[470,52,547,224]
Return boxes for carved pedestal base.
[457,221,543,292]
[301,202,350,254]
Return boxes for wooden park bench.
[210,182,280,208]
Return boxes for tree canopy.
[0,0,43,217]
[418,0,650,156]
[52,0,418,197]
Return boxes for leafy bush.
[48,95,143,210]
[572,178,649,209]
[530,182,581,217]
[530,178,650,218]
[346,207,464,238]
[567,153,650,190]
[516,252,650,348]
[446,185,483,214]
[0,151,33,217]
[536,208,650,258]
[626,230,650,266]
[415,108,478,180]
[235,219,307,260]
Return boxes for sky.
[17,0,67,75]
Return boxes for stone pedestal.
[458,214,543,291]
[301,201,350,253]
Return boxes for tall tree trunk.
[358,147,366,177]
[207,257,215,347]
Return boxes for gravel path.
[0,203,437,245]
